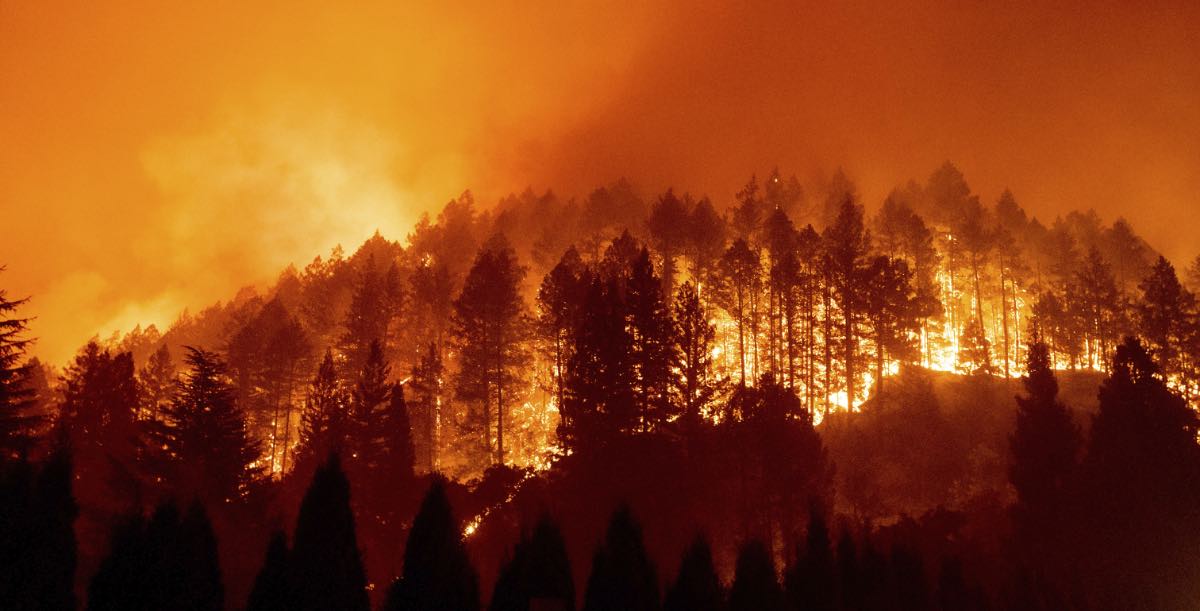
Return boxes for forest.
[3,162,1200,610]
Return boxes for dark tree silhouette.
[137,343,175,422]
[409,341,445,472]
[385,477,479,611]
[728,539,784,611]
[1137,256,1191,382]
[626,248,677,431]
[0,268,38,458]
[246,531,295,611]
[672,281,720,429]
[715,238,761,386]
[823,197,871,410]
[1076,337,1200,609]
[560,275,635,450]
[647,189,689,299]
[490,514,575,611]
[226,296,312,474]
[1008,339,1079,564]
[537,246,587,420]
[341,254,402,372]
[147,347,263,507]
[785,509,834,611]
[453,233,529,466]
[348,338,390,481]
[87,501,223,611]
[664,535,723,611]
[290,454,370,611]
[583,506,658,611]
[294,349,349,472]
[0,447,78,610]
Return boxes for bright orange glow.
[2,2,1199,368]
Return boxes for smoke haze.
[2,0,1198,364]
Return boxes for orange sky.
[2,1,1198,365]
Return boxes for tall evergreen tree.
[560,276,636,450]
[785,509,835,611]
[1077,338,1200,609]
[583,506,659,611]
[148,347,263,507]
[489,514,575,611]
[647,189,690,299]
[537,247,587,415]
[341,254,401,372]
[672,281,719,428]
[1075,247,1121,370]
[87,501,223,611]
[294,349,349,478]
[716,239,761,386]
[138,343,175,422]
[246,531,294,611]
[291,454,370,611]
[385,477,480,611]
[453,234,529,466]
[664,535,723,611]
[626,248,677,431]
[1137,256,1192,381]
[862,255,923,395]
[728,540,784,611]
[348,339,390,480]
[0,447,78,610]
[0,268,38,457]
[1009,339,1079,563]
[409,342,444,472]
[823,197,871,410]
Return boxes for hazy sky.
[2,1,1198,365]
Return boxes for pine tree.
[349,339,390,476]
[823,197,871,409]
[583,506,659,611]
[295,349,349,478]
[664,535,723,611]
[683,197,727,284]
[862,255,923,395]
[716,239,761,386]
[149,347,263,507]
[729,540,784,611]
[785,509,834,611]
[647,189,690,299]
[138,343,175,422]
[672,281,719,427]
[626,248,677,431]
[59,343,141,523]
[453,234,529,466]
[409,342,444,472]
[87,501,223,611]
[957,318,993,377]
[561,276,636,450]
[1009,340,1079,566]
[489,514,575,611]
[0,268,38,457]
[1077,338,1200,608]
[246,531,294,611]
[227,297,313,474]
[341,254,399,372]
[291,454,370,611]
[1075,247,1120,369]
[0,447,78,610]
[537,247,587,414]
[385,477,480,611]
[1137,256,1192,380]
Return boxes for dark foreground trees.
[87,501,222,611]
[385,476,480,611]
